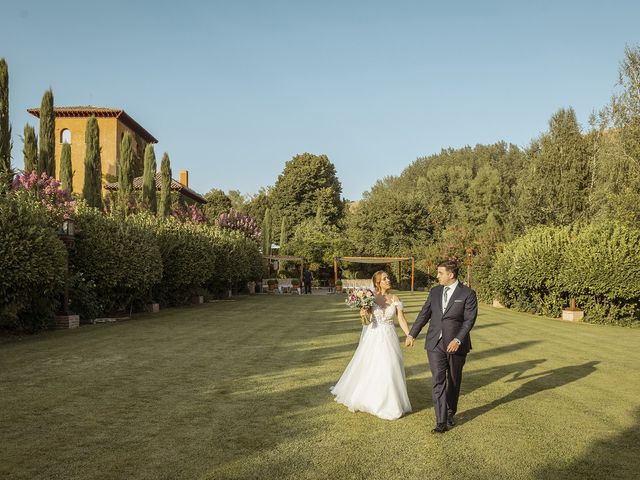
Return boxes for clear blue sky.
[2,0,639,200]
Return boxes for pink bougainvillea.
[12,171,76,222]
[216,209,261,242]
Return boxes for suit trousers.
[427,337,467,423]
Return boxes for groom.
[405,259,478,433]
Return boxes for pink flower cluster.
[344,288,376,310]
[215,209,261,241]
[171,203,206,224]
[12,171,76,220]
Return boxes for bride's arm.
[394,296,410,336]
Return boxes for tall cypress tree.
[0,58,12,191]
[262,208,272,256]
[142,143,157,213]
[60,143,72,192]
[118,132,134,210]
[158,152,172,217]
[83,116,102,209]
[278,216,288,275]
[38,89,55,177]
[22,124,37,173]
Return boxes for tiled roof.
[104,173,206,204]
[27,106,158,144]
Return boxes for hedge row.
[1,196,263,330]
[489,222,640,326]
[0,195,67,331]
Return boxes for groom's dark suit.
[409,281,477,425]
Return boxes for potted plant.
[267,278,278,292]
[335,280,343,292]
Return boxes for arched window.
[60,129,71,144]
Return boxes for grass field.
[1,292,639,480]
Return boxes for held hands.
[405,335,414,347]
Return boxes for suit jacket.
[409,282,478,355]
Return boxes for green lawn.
[1,293,639,480]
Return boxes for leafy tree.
[588,44,640,224]
[203,188,232,221]
[270,152,343,228]
[142,144,157,214]
[118,132,134,210]
[0,58,11,191]
[242,187,271,222]
[227,190,246,211]
[82,116,102,209]
[514,108,590,228]
[38,89,55,177]
[22,124,37,173]
[158,152,172,218]
[60,143,72,192]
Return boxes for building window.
[60,129,71,144]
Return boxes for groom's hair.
[438,259,459,278]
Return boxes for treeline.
[214,46,640,326]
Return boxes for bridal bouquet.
[345,288,376,325]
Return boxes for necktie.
[443,286,450,312]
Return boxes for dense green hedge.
[0,195,67,331]
[151,219,218,305]
[69,206,163,319]
[151,219,263,304]
[559,222,640,326]
[490,222,640,326]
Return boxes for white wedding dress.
[331,300,412,420]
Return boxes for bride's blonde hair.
[372,270,388,293]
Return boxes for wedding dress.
[331,300,412,420]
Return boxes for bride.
[331,271,412,420]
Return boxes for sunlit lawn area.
[1,292,639,479]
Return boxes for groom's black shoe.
[431,423,447,434]
[447,413,456,427]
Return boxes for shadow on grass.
[405,358,548,414]
[472,321,506,330]
[535,406,640,480]
[459,361,600,425]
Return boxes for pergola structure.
[263,255,305,282]
[333,256,415,292]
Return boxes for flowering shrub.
[171,203,206,224]
[216,209,261,242]
[11,171,75,227]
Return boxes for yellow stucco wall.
[53,117,149,194]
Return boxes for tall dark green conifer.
[158,152,172,217]
[278,216,287,275]
[0,58,12,191]
[262,208,272,256]
[38,89,55,177]
[83,116,102,209]
[60,143,72,192]
[118,132,134,210]
[142,144,157,214]
[22,124,37,173]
